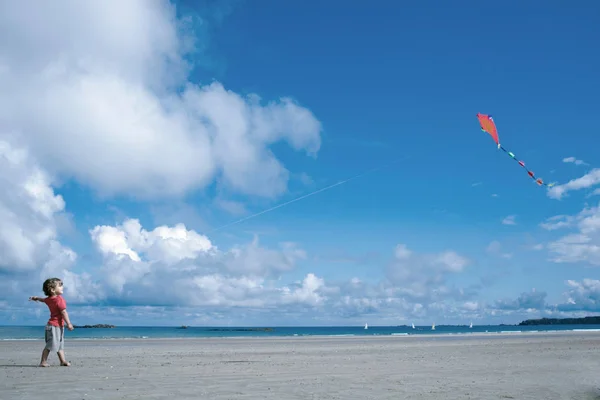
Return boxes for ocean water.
[2,324,600,340]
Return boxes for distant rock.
[73,324,116,328]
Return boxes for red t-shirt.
[43,295,66,327]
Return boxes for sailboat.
[469,321,473,329]
[411,323,415,329]
[431,323,435,331]
[364,323,368,330]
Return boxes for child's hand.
[67,324,74,331]
[29,296,37,301]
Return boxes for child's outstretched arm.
[62,309,74,331]
[29,296,43,302]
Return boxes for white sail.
[364,323,368,330]
[411,323,415,329]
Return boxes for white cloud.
[540,214,575,231]
[492,279,600,314]
[90,218,214,264]
[557,279,600,312]
[0,140,73,272]
[541,167,600,264]
[86,217,312,303]
[385,244,469,303]
[547,169,600,200]
[494,288,547,311]
[502,215,517,225]
[0,0,322,200]
[544,202,600,266]
[25,224,475,323]
[462,301,480,311]
[562,156,587,166]
[281,273,326,306]
[0,141,104,304]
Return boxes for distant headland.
[73,324,116,328]
[518,316,600,326]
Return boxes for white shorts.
[44,325,64,352]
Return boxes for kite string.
[209,160,400,233]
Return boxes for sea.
[2,324,600,340]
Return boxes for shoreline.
[2,328,600,343]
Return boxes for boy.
[29,278,74,367]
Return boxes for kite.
[476,113,555,187]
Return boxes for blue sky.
[1,0,599,326]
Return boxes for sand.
[1,332,600,399]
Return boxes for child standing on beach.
[29,278,74,367]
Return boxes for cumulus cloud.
[541,168,600,266]
[0,140,106,304]
[0,140,73,273]
[542,202,600,266]
[281,273,327,307]
[547,169,600,200]
[494,289,547,311]
[2,203,327,313]
[72,234,475,323]
[0,0,322,200]
[90,218,214,264]
[557,279,600,312]
[86,218,311,303]
[492,279,600,314]
[385,244,470,303]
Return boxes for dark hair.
[42,278,62,296]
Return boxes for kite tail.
[498,145,556,187]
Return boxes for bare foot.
[39,363,49,367]
[60,361,71,367]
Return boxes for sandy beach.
[1,332,599,399]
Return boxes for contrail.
[211,161,397,232]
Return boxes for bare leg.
[57,350,70,366]
[39,349,50,367]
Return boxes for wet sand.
[1,332,599,399]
